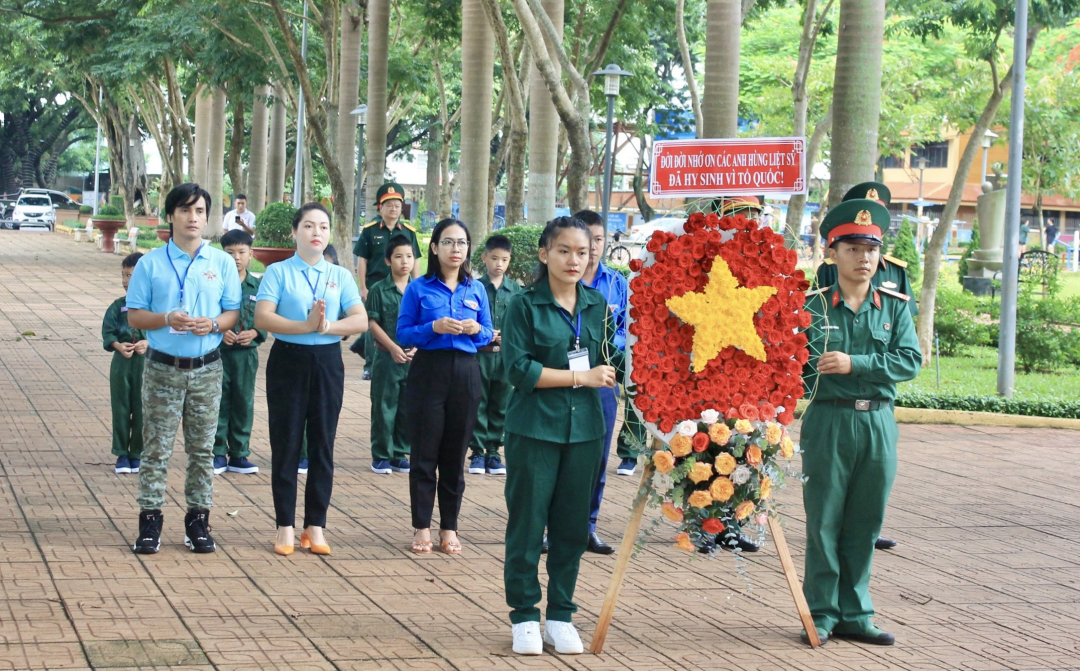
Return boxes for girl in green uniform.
[500,217,621,656]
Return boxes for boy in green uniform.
[366,234,416,474]
[213,230,267,475]
[468,235,520,476]
[816,182,914,552]
[800,199,921,646]
[352,182,423,380]
[102,253,148,474]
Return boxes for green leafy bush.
[896,392,1080,419]
[253,202,297,249]
[94,204,126,220]
[957,223,980,283]
[987,288,1080,372]
[891,218,920,284]
[933,286,990,356]
[78,205,93,214]
[471,225,545,284]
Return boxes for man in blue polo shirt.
[126,183,241,554]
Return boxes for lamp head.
[350,104,368,126]
[592,63,633,97]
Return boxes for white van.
[12,194,56,231]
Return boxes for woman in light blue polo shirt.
[255,203,368,556]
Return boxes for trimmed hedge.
[896,392,1080,419]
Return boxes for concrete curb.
[794,400,1080,430]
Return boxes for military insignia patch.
[882,280,898,289]
[854,210,873,226]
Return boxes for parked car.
[12,194,56,231]
[625,216,686,244]
[1,188,78,226]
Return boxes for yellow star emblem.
[666,256,776,372]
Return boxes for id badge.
[168,306,188,336]
[568,347,590,387]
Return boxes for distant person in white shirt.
[223,194,256,236]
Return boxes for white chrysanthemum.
[700,409,721,425]
[731,465,752,485]
[652,472,674,494]
[677,420,698,437]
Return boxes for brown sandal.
[411,530,433,554]
[438,534,462,555]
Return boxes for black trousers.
[266,340,344,528]
[404,349,481,530]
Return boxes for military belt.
[147,347,221,371]
[824,399,887,411]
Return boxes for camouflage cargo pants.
[137,359,224,511]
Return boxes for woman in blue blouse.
[254,203,368,556]
[397,218,493,554]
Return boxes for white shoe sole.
[486,468,507,475]
[184,536,216,553]
[390,465,411,473]
[468,467,486,474]
[226,466,259,474]
[513,642,543,655]
[297,468,308,474]
[371,466,392,474]
[213,467,227,475]
[616,469,635,476]
[129,466,139,474]
[543,634,583,654]
[115,468,131,474]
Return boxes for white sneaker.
[543,620,583,654]
[512,621,543,655]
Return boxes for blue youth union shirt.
[396,274,494,353]
[256,253,363,346]
[588,263,628,351]
[126,240,242,357]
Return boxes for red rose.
[778,410,795,426]
[629,259,643,272]
[798,311,812,328]
[759,403,777,420]
[646,237,663,253]
[702,517,725,535]
[692,432,710,452]
[770,248,787,264]
[739,403,760,421]
[770,390,786,406]
[725,407,740,420]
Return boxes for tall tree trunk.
[192,87,212,185]
[526,0,563,224]
[916,27,1039,365]
[248,85,271,213]
[205,88,227,237]
[227,92,245,197]
[787,104,831,262]
[460,0,496,238]
[425,120,441,213]
[702,0,740,138]
[366,0,391,208]
[267,84,288,205]
[336,1,363,251]
[632,128,655,221]
[676,0,703,136]
[826,0,885,208]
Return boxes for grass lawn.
[899,345,1080,401]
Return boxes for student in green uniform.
[352,182,423,380]
[816,182,914,552]
[800,199,921,646]
[213,230,268,475]
[103,253,148,475]
[501,217,621,656]
[468,235,520,476]
[367,234,416,475]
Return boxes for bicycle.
[607,230,632,266]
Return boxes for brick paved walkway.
[2,230,1080,671]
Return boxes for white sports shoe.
[512,621,543,655]
[543,620,583,654]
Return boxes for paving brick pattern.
[2,230,1079,670]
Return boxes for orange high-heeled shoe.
[300,529,331,555]
[274,543,295,556]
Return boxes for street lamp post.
[350,104,368,240]
[92,88,103,215]
[915,156,928,251]
[291,1,309,205]
[592,64,632,243]
[980,129,999,185]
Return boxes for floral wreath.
[625,211,810,553]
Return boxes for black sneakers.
[133,510,162,554]
[183,508,216,553]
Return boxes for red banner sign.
[650,137,807,198]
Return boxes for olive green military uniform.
[214,273,267,459]
[469,274,522,460]
[501,279,623,625]
[800,198,922,637]
[366,276,412,462]
[102,297,145,459]
[353,216,422,374]
[816,256,919,316]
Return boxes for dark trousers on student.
[266,340,344,528]
[404,349,481,531]
[588,385,619,533]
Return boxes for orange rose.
[709,476,735,502]
[674,532,695,552]
[702,517,725,535]
[669,434,692,457]
[746,445,763,468]
[688,490,713,509]
[734,419,754,435]
[735,500,755,520]
[709,423,732,445]
[714,453,737,476]
[765,423,783,445]
[661,501,684,522]
[688,461,713,484]
[760,475,773,500]
[780,435,795,458]
[653,450,676,474]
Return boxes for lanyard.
[169,240,202,308]
[302,267,322,304]
[558,308,582,350]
